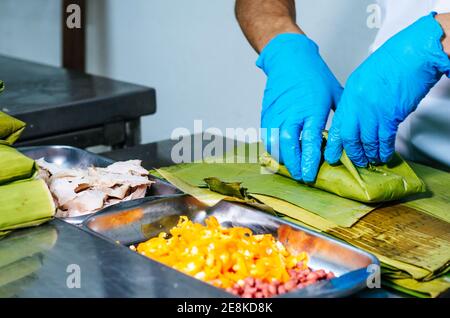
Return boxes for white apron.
[372,0,450,170]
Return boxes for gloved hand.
[325,13,450,167]
[257,33,342,182]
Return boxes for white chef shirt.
[372,0,450,170]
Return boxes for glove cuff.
[426,12,450,77]
[256,33,320,76]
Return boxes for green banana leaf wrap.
[0,82,54,236]
[0,179,55,235]
[260,151,426,203]
[0,82,26,145]
[0,144,37,185]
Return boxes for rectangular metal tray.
[82,194,379,298]
[18,145,181,225]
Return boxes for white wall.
[0,0,61,67]
[86,0,265,143]
[86,0,378,143]
[0,0,378,143]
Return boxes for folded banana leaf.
[0,81,26,145]
[0,112,26,146]
[156,169,225,206]
[156,162,376,227]
[260,151,426,203]
[0,145,37,186]
[0,179,55,235]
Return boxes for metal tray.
[82,194,379,298]
[18,145,181,225]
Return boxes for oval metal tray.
[18,145,181,225]
[82,194,379,298]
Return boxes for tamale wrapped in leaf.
[0,112,26,146]
[0,145,37,185]
[0,82,26,145]
[0,179,55,235]
[260,151,426,203]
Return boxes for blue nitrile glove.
[257,33,342,182]
[325,13,450,167]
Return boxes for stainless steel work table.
[0,55,156,149]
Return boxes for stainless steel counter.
[0,218,401,298]
[0,219,228,297]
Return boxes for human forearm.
[235,0,303,52]
[436,13,450,57]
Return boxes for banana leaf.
[0,144,37,185]
[156,162,376,227]
[401,162,450,223]
[383,273,450,298]
[0,112,26,146]
[156,169,277,215]
[328,205,450,279]
[260,151,426,203]
[0,179,55,235]
[0,81,26,145]
[252,194,336,232]
[156,168,225,206]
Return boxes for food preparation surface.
[0,218,228,298]
[0,218,398,298]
